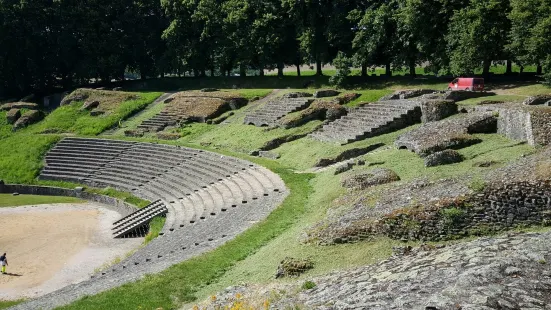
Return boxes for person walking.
[0,253,7,274]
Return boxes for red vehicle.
[448,77,484,91]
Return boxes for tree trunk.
[385,63,392,77]
[278,62,284,78]
[482,60,491,76]
[201,69,206,77]
[316,59,322,76]
[537,64,543,75]
[259,67,264,77]
[239,64,246,77]
[210,68,214,77]
[409,59,416,77]
[193,69,199,77]
[361,63,367,77]
[506,60,512,74]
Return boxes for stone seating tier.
[39,138,281,233]
[244,98,313,127]
[310,100,422,144]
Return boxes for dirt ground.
[0,203,142,300]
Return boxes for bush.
[301,280,317,290]
[329,52,352,88]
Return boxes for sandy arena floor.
[0,203,142,300]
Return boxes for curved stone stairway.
[12,138,288,310]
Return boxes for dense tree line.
[0,0,550,95]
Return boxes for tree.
[349,2,398,76]
[508,0,551,80]
[447,0,511,76]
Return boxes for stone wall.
[379,180,551,241]
[475,104,551,146]
[0,183,138,217]
[420,99,457,123]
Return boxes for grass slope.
[32,92,161,135]
[0,194,84,207]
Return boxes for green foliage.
[144,216,167,244]
[447,0,511,75]
[0,134,60,183]
[440,207,467,227]
[301,280,316,290]
[0,194,84,207]
[329,52,352,88]
[468,177,487,192]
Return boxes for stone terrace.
[244,97,313,127]
[18,137,288,310]
[310,100,422,145]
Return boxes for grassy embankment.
[0,194,84,207]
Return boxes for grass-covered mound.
[35,89,161,135]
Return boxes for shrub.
[301,280,317,290]
[440,207,467,227]
[329,52,352,88]
[468,177,486,192]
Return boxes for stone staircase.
[309,100,422,144]
[244,97,313,127]
[112,199,168,238]
[136,111,180,132]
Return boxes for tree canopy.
[0,0,550,96]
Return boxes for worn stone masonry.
[475,104,551,146]
[379,179,551,241]
[196,231,551,310]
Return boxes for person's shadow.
[3,272,22,276]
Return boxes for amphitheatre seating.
[40,137,286,235]
[309,100,422,144]
[112,200,168,238]
[244,97,313,127]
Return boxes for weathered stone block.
[275,257,314,278]
[282,92,312,99]
[420,100,457,123]
[6,108,21,124]
[380,89,436,101]
[201,88,219,92]
[424,149,464,167]
[81,100,100,111]
[314,89,340,98]
[13,110,43,130]
[90,109,105,116]
[523,94,551,106]
[156,132,181,140]
[0,102,39,111]
[341,168,400,190]
[334,162,354,175]
[258,151,280,159]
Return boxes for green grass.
[32,92,161,135]
[57,160,315,310]
[236,89,272,100]
[144,216,166,244]
[0,194,84,207]
[0,300,24,309]
[178,121,322,153]
[458,94,526,106]
[0,134,60,183]
[86,187,150,208]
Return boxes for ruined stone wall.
[528,108,551,146]
[475,105,551,146]
[380,180,551,241]
[0,183,138,216]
